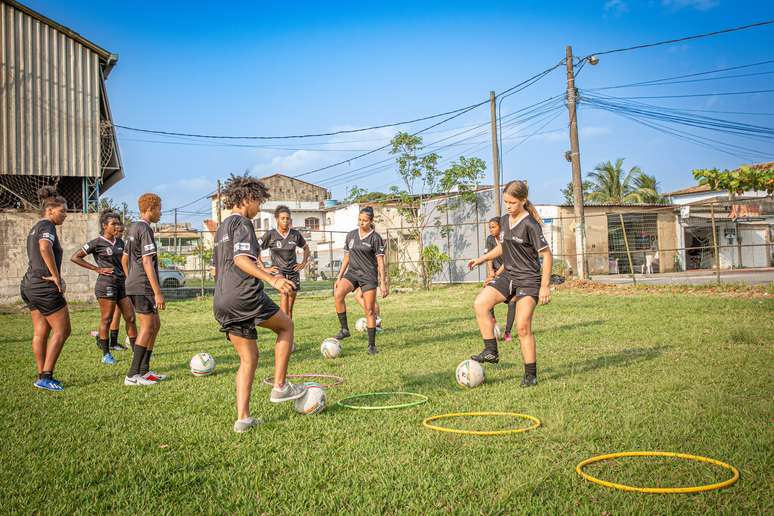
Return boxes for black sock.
[98,338,110,355]
[483,338,498,353]
[129,337,136,351]
[337,311,349,331]
[525,362,537,377]
[140,349,153,376]
[506,302,516,334]
[109,330,119,347]
[41,371,53,380]
[367,327,376,348]
[128,346,146,377]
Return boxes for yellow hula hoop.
[422,411,541,436]
[576,451,740,494]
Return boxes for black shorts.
[95,279,126,301]
[20,280,67,316]
[219,293,280,341]
[129,294,157,315]
[279,270,301,291]
[343,272,378,293]
[488,275,539,303]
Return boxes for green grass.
[0,285,772,514]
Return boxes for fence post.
[618,213,637,286]
[199,230,205,297]
[474,193,481,283]
[329,231,334,294]
[445,198,452,285]
[710,204,721,285]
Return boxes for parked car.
[160,268,186,288]
[319,260,342,280]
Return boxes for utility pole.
[173,208,178,255]
[566,46,588,279]
[489,91,501,217]
[216,179,222,225]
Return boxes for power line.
[589,67,774,91]
[582,19,774,58]
[601,89,774,100]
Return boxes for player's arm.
[234,255,293,294]
[121,253,129,278]
[143,254,165,310]
[468,242,503,269]
[538,247,553,305]
[335,253,350,287]
[39,239,63,293]
[71,246,112,275]
[377,254,389,298]
[294,244,310,272]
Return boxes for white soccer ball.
[294,382,327,415]
[456,359,485,388]
[125,336,131,346]
[355,317,368,333]
[190,352,216,376]
[320,338,341,359]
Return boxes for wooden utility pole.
[216,180,222,225]
[566,46,588,279]
[489,91,501,217]
[173,208,178,255]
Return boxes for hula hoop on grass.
[336,392,428,410]
[575,451,740,494]
[262,374,344,388]
[422,412,541,436]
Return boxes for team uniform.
[484,234,504,272]
[214,214,280,340]
[258,228,306,291]
[342,229,385,292]
[124,220,159,314]
[20,220,66,315]
[488,214,549,302]
[81,236,126,300]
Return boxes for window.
[264,218,269,230]
[305,217,320,231]
[253,218,261,229]
[607,213,659,274]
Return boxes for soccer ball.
[456,359,485,388]
[294,382,327,415]
[320,338,341,359]
[355,317,368,333]
[190,352,216,376]
[125,336,131,346]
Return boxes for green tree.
[388,132,486,289]
[586,158,665,204]
[693,165,774,196]
[561,180,593,205]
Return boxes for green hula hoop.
[336,391,428,410]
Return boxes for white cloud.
[604,0,630,14]
[661,0,719,11]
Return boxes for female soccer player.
[71,210,136,364]
[332,207,388,355]
[123,193,165,386]
[21,187,71,392]
[213,174,305,433]
[468,180,552,387]
[258,205,310,319]
[484,217,517,342]
[107,220,136,351]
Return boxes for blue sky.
[25,0,774,223]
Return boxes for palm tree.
[630,172,667,204]
[586,158,665,204]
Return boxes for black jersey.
[24,219,62,282]
[258,228,307,273]
[499,214,549,288]
[344,229,385,282]
[213,214,268,325]
[81,236,125,282]
[485,234,504,271]
[124,220,159,296]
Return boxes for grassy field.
[0,284,772,514]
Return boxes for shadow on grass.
[543,345,670,381]
[539,319,606,333]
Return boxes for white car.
[159,268,186,288]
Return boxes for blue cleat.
[34,378,64,392]
[101,353,116,365]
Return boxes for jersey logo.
[41,232,55,242]
[362,242,371,247]
[143,243,156,252]
[106,247,113,256]
[512,236,525,244]
[234,242,251,252]
[276,242,283,248]
[82,243,90,251]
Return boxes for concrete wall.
[0,212,99,304]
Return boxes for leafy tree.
[561,180,593,205]
[344,187,391,204]
[387,132,486,289]
[99,197,135,223]
[692,165,774,196]
[586,158,665,204]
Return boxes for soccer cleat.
[110,342,129,351]
[101,353,116,365]
[233,417,263,433]
[145,371,167,381]
[520,374,538,388]
[33,378,64,392]
[334,328,351,340]
[367,344,379,355]
[470,349,500,364]
[269,381,305,403]
[90,330,99,338]
[504,331,513,343]
[49,378,63,388]
[124,374,157,386]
